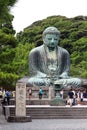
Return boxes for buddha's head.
[43,27,60,48]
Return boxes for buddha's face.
[43,33,59,48]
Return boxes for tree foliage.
[0,0,18,89]
[0,0,17,26]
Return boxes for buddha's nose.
[51,39,55,43]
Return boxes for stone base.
[7,116,32,122]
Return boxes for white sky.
[11,0,87,33]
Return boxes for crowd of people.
[1,87,87,107]
[63,88,87,107]
[0,87,44,104]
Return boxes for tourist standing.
[29,88,32,99]
[60,89,64,99]
[68,88,74,107]
[5,90,11,105]
[39,88,43,99]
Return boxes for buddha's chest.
[46,51,58,73]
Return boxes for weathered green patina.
[28,27,82,88]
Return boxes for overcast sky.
[11,0,87,33]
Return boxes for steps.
[26,106,87,119]
[9,99,51,105]
[4,105,87,119]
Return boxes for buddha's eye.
[54,38,57,40]
[48,38,52,40]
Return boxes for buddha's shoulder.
[58,46,69,54]
[30,45,44,54]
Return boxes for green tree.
[13,43,35,76]
[0,0,18,89]
[0,0,17,26]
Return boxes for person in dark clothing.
[5,91,11,105]
[83,90,87,98]
[68,89,74,107]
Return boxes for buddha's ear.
[42,35,46,43]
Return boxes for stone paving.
[1,118,87,130]
[0,105,87,130]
